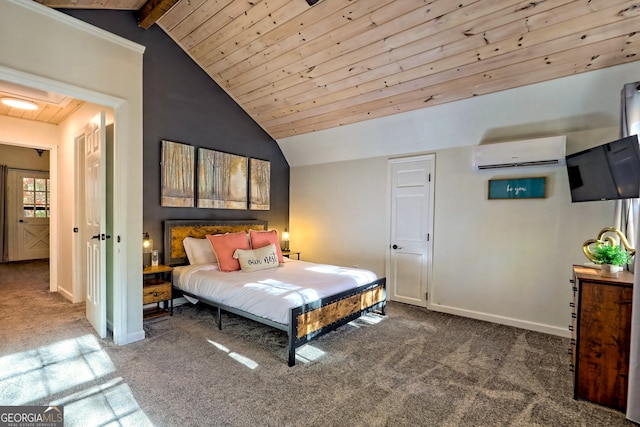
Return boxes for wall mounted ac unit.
[473,136,566,171]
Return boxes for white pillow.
[183,237,217,265]
[233,243,280,273]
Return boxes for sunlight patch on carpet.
[51,378,152,426]
[296,345,326,364]
[0,335,114,404]
[208,339,258,369]
[0,334,152,426]
[349,312,386,327]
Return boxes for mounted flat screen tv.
[566,134,640,202]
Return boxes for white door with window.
[387,155,434,307]
[83,112,107,338]
[7,169,50,261]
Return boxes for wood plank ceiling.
[0,81,85,125]
[32,0,640,138]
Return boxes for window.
[23,177,50,218]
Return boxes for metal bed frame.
[163,219,387,366]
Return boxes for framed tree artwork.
[249,158,270,210]
[161,140,195,207]
[198,148,248,209]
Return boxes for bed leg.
[287,320,296,367]
[288,346,296,367]
[380,303,386,316]
[217,307,222,330]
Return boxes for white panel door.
[388,156,434,306]
[8,169,51,261]
[84,112,107,338]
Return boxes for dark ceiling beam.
[138,0,179,29]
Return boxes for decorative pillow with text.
[233,243,280,273]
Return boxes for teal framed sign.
[488,177,547,199]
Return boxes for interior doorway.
[0,143,56,294]
[0,95,114,338]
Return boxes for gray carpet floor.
[0,259,635,426]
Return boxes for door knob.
[392,244,403,250]
[91,235,100,239]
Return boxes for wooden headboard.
[163,219,268,266]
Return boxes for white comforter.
[174,259,378,325]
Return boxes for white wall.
[290,156,388,275]
[290,130,616,336]
[0,144,50,170]
[0,117,59,149]
[0,0,145,345]
[286,61,640,337]
[430,133,614,334]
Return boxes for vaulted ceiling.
[22,0,640,138]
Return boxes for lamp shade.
[143,232,153,253]
[282,228,289,251]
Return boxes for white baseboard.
[427,303,571,338]
[56,286,74,302]
[122,330,145,344]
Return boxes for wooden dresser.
[570,265,633,411]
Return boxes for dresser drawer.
[143,282,171,304]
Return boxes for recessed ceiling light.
[1,97,38,110]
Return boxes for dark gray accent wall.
[62,10,290,259]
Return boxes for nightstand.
[282,250,301,260]
[143,265,173,319]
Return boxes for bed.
[163,219,386,366]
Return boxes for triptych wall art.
[160,140,270,210]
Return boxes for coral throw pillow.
[249,229,284,264]
[206,232,250,272]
